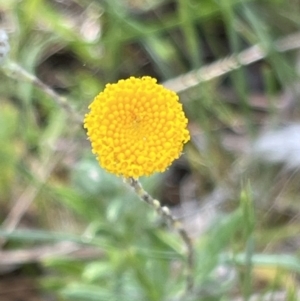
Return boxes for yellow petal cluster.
[84,76,190,178]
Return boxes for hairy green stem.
[125,177,194,293]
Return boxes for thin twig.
[125,177,194,293]
[1,60,82,123]
[163,31,300,93]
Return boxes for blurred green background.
[1,0,300,300]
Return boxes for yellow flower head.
[84,76,190,178]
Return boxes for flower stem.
[125,177,194,293]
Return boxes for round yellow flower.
[84,76,190,178]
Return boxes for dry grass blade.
[232,290,300,301]
[0,153,65,248]
[0,242,103,266]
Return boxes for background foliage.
[1,0,300,300]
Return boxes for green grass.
[1,0,300,300]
